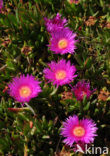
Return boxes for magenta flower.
[43,59,77,87]
[61,115,98,147]
[8,74,42,103]
[44,13,67,33]
[72,80,94,101]
[48,28,77,55]
[0,0,3,10]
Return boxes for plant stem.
[24,136,28,156]
[50,86,58,96]
[25,103,36,116]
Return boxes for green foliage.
[0,0,110,155]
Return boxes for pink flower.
[43,59,77,87]
[61,115,98,147]
[8,74,42,103]
[48,28,77,55]
[44,13,67,33]
[0,0,3,10]
[72,80,94,101]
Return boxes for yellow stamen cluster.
[19,86,31,98]
[56,70,66,80]
[73,126,85,137]
[58,39,68,49]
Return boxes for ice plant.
[61,115,98,147]
[8,74,41,103]
[0,0,3,11]
[72,80,94,101]
[43,59,77,87]
[44,13,67,33]
[48,28,77,55]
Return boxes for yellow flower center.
[58,39,68,49]
[73,126,85,137]
[19,86,31,98]
[56,70,66,80]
